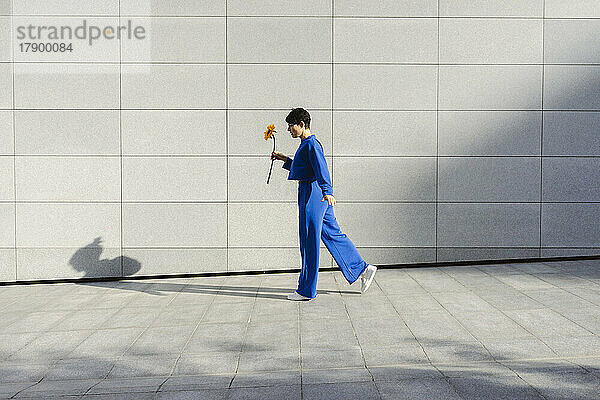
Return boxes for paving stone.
[406,273,468,294]
[520,289,598,312]
[0,363,51,384]
[227,385,300,400]
[160,374,233,391]
[421,341,495,364]
[493,274,556,291]
[433,361,519,378]
[2,262,599,398]
[451,311,533,340]
[3,311,71,333]
[503,308,593,338]
[7,330,92,363]
[69,328,143,358]
[512,263,562,274]
[480,337,557,360]
[154,389,227,400]
[174,353,239,376]
[107,354,180,378]
[231,370,300,388]
[531,273,599,289]
[14,378,101,397]
[448,375,544,399]
[403,311,475,343]
[301,368,372,385]
[48,309,118,332]
[471,288,544,310]
[126,325,194,355]
[202,302,253,324]
[505,360,600,400]
[86,376,167,395]
[149,305,208,327]
[99,308,163,329]
[301,348,365,370]
[0,382,39,398]
[303,382,379,400]
[387,293,447,313]
[541,334,600,357]
[369,364,444,382]
[185,323,246,354]
[236,350,299,373]
[45,358,115,381]
[0,332,40,360]
[362,343,429,366]
[354,324,416,349]
[572,357,600,378]
[560,308,600,334]
[377,378,461,399]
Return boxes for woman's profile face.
[288,122,303,138]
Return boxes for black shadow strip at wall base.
[0,254,599,287]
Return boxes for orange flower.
[264,124,276,140]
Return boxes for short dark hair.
[285,107,311,129]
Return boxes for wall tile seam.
[7,15,600,19]
[330,3,334,202]
[539,0,546,256]
[5,201,600,204]
[225,2,228,272]
[118,0,123,277]
[14,246,596,250]
[6,107,600,111]
[0,245,472,248]
[5,7,600,276]
[435,0,440,263]
[11,155,600,158]
[8,63,600,65]
[11,0,16,281]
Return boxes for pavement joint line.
[465,265,574,355]
[1,263,599,397]
[8,376,46,399]
[93,279,223,395]
[474,265,599,338]
[297,289,303,400]
[397,272,483,399]
[155,277,225,393]
[372,274,469,399]
[2,255,598,287]
[3,357,600,386]
[226,275,263,395]
[537,279,600,308]
[373,276,432,365]
[436,266,568,371]
[339,280,384,400]
[424,265,571,399]
[4,319,99,391]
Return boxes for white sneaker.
[287,291,311,301]
[360,265,377,293]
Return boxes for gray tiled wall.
[1,1,599,282]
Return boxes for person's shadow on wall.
[69,236,141,278]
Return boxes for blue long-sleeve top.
[282,135,333,197]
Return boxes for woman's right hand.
[271,151,287,161]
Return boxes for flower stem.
[267,135,276,184]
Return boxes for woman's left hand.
[322,195,336,206]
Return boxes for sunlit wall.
[1,0,599,282]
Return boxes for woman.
[271,107,377,301]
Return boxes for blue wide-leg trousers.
[296,180,368,299]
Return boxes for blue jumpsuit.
[282,134,368,298]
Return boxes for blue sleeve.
[307,141,333,197]
[282,157,292,171]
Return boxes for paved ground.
[0,259,599,399]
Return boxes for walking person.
[271,108,377,301]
